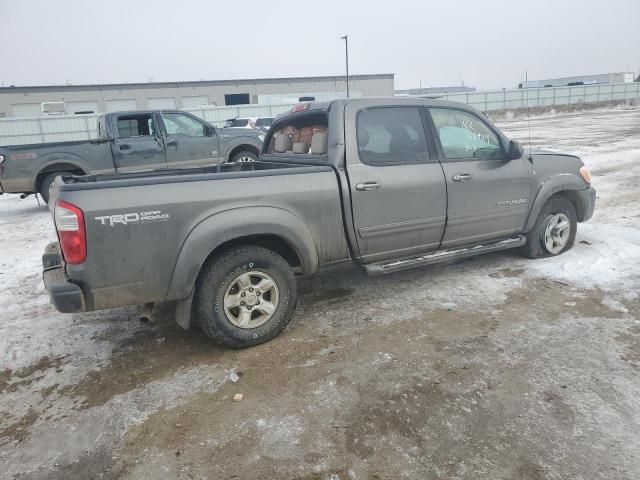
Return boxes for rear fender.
[34,153,89,190]
[165,206,318,300]
[523,173,588,232]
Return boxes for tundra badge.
[496,198,527,207]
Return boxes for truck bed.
[57,159,329,191]
[0,139,113,193]
[51,159,351,311]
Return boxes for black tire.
[230,150,258,163]
[522,195,577,258]
[193,246,297,348]
[38,172,69,204]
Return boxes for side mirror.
[205,125,216,136]
[507,140,524,160]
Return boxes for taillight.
[54,200,86,264]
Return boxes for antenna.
[525,70,533,162]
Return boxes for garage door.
[12,103,42,117]
[105,99,137,112]
[147,97,176,109]
[181,95,209,108]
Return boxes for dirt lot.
[1,107,639,480]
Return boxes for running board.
[364,237,526,276]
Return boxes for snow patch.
[525,223,640,297]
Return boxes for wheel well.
[227,144,260,161]
[200,234,302,275]
[36,164,86,188]
[555,190,584,220]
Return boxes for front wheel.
[230,150,258,163]
[522,195,577,258]
[193,246,297,348]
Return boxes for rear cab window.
[116,114,156,138]
[356,107,430,165]
[266,112,328,156]
[97,116,107,139]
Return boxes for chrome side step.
[364,237,526,276]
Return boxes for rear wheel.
[38,172,70,204]
[194,246,297,348]
[522,195,577,258]
[230,150,258,163]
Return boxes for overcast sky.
[1,0,638,90]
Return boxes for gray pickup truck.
[0,110,263,202]
[42,98,596,348]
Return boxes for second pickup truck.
[42,98,596,348]
[0,110,264,202]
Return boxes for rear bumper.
[577,186,596,222]
[42,242,86,313]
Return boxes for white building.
[519,72,635,89]
[0,74,394,118]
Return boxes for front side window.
[356,107,429,165]
[429,108,503,159]
[162,113,206,137]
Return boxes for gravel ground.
[1,107,639,480]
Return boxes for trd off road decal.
[94,210,170,226]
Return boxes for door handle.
[452,173,472,182]
[119,144,131,151]
[355,181,382,191]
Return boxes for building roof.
[0,74,395,94]
[395,86,476,95]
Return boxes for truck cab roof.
[279,97,483,116]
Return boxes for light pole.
[340,35,349,98]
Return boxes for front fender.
[523,173,589,232]
[221,136,263,161]
[165,206,318,300]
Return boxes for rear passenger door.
[111,113,167,173]
[427,107,531,248]
[345,103,447,262]
[160,112,221,167]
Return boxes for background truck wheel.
[522,195,577,258]
[230,150,257,163]
[194,245,297,348]
[38,172,69,204]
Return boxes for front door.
[428,107,531,248]
[345,103,447,262]
[160,112,221,167]
[111,113,167,173]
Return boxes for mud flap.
[175,289,195,330]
